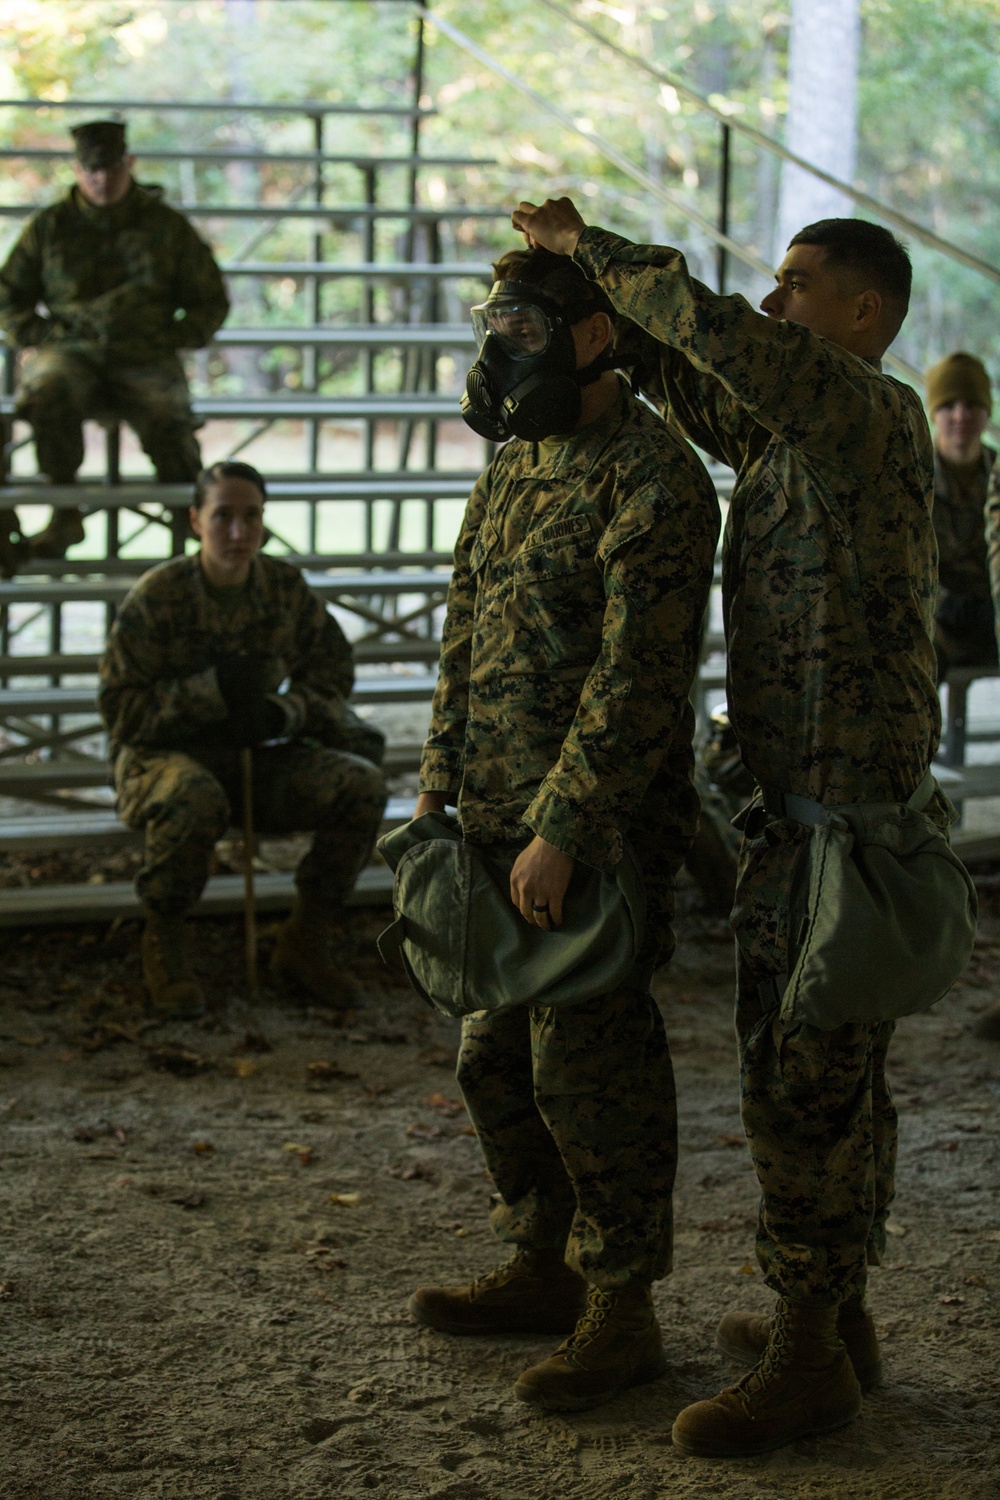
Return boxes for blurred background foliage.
[0,0,997,385]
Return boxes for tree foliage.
[0,0,998,381]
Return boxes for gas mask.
[460,280,615,443]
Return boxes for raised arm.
[513,198,903,461]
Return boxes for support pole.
[716,121,731,296]
[241,746,258,998]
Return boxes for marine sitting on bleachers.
[0,118,229,575]
[97,460,387,1018]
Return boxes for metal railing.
[423,8,1000,397]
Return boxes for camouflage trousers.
[732,811,897,1306]
[457,985,677,1288]
[114,742,387,916]
[17,348,202,483]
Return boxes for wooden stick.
[240,746,258,999]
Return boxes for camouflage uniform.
[99,555,387,916]
[573,228,943,1305]
[933,446,997,679]
[420,381,720,1286]
[0,182,229,481]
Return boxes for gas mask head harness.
[461,279,617,443]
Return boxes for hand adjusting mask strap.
[461,280,616,442]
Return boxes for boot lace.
[733,1299,792,1409]
[559,1286,615,1355]
[469,1250,533,1300]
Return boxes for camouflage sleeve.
[523,474,718,870]
[575,226,896,452]
[278,579,355,740]
[419,471,490,796]
[614,313,752,470]
[168,216,230,348]
[986,462,1000,647]
[98,595,228,747]
[0,216,50,348]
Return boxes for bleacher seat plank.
[215,324,476,347]
[0,794,416,853]
[0,863,393,926]
[0,569,450,607]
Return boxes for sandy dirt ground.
[0,884,998,1500]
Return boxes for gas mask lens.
[470,299,552,359]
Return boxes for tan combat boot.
[141,912,205,1020]
[672,1298,862,1457]
[409,1249,586,1337]
[513,1282,668,1412]
[270,891,356,1007]
[27,507,86,559]
[717,1294,882,1391]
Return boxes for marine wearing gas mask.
[461,280,619,441]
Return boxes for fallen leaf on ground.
[230,1058,259,1079]
[0,1281,14,1299]
[387,1162,438,1182]
[416,1046,456,1068]
[738,1264,756,1275]
[966,1273,989,1288]
[940,1294,965,1306]
[406,1121,445,1141]
[192,1141,215,1155]
[236,1031,273,1054]
[170,1191,206,1210]
[283,1141,311,1153]
[147,1045,212,1077]
[885,1221,909,1237]
[425,1093,465,1117]
[715,1133,744,1147]
[307,1059,359,1084]
[328,1192,360,1207]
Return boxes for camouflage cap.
[71,119,127,170]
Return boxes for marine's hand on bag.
[511,197,586,257]
[510,835,575,929]
[414,791,448,818]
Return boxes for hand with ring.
[510,834,575,929]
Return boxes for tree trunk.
[776,0,860,259]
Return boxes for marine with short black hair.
[512,198,943,1455]
[408,245,720,1414]
[0,118,229,570]
[98,461,386,1018]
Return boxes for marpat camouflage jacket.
[934,445,995,602]
[574,228,941,806]
[0,182,229,363]
[419,380,720,872]
[99,555,354,761]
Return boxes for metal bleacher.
[2,4,1000,927]
[0,14,513,920]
